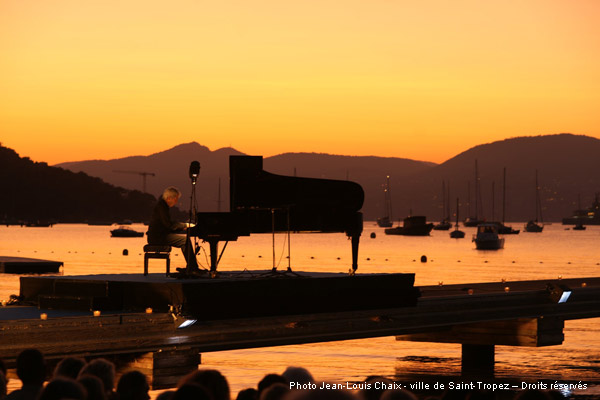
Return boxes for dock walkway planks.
[0,256,62,274]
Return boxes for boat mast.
[447,181,451,221]
[467,181,471,218]
[455,197,460,228]
[385,175,393,221]
[492,181,495,221]
[474,160,480,220]
[535,169,543,223]
[441,181,446,221]
[502,167,506,225]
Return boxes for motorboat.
[110,226,144,238]
[385,216,434,236]
[472,223,504,250]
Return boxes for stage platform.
[20,271,420,320]
[0,256,62,274]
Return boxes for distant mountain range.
[55,133,600,222]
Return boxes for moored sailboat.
[450,197,465,239]
[524,170,544,233]
[376,176,393,227]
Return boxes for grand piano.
[189,156,364,274]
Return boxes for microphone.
[189,161,200,182]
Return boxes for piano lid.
[229,156,364,213]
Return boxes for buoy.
[385,258,388,261]
[336,257,341,260]
[511,261,515,263]
[310,256,315,259]
[258,255,262,258]
[370,232,376,239]
[420,255,427,263]
[366,257,371,261]
[484,260,488,263]
[122,249,128,256]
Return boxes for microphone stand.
[185,176,198,274]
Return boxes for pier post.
[461,344,494,377]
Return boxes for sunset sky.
[1,0,598,165]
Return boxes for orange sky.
[1,0,599,165]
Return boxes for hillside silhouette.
[405,134,600,222]
[0,145,158,223]
[54,134,600,222]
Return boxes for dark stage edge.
[20,271,419,320]
[0,256,63,274]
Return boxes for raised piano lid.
[229,155,364,212]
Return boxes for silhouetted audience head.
[156,390,175,400]
[237,388,258,400]
[37,378,86,400]
[380,389,418,400]
[53,357,86,380]
[359,376,393,400]
[466,390,495,400]
[258,374,288,398]
[78,375,107,400]
[284,388,358,400]
[178,369,230,400]
[16,349,46,386]
[282,367,314,385]
[117,371,150,400]
[260,383,289,400]
[440,388,469,400]
[78,358,116,396]
[172,383,212,400]
[514,390,551,400]
[0,371,7,399]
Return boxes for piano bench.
[143,245,172,276]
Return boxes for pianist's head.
[162,187,181,207]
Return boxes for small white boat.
[472,223,504,250]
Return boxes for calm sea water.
[1,223,599,398]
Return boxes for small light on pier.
[93,310,101,317]
[581,282,587,288]
[504,286,510,292]
[501,278,506,283]
[40,313,48,320]
[1,300,6,307]
[438,281,443,287]
[467,289,474,295]
[145,308,153,314]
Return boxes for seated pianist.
[147,186,200,273]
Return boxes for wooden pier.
[1,273,600,388]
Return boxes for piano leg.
[208,239,219,274]
[350,234,360,275]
